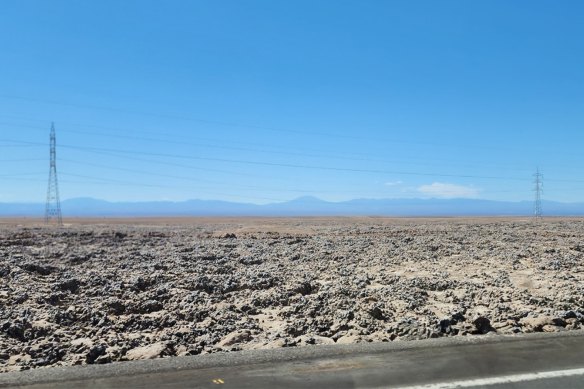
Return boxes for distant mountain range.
[1,196,584,217]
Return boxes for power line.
[58,172,287,202]
[0,136,565,183]
[0,94,438,145]
[0,172,47,177]
[61,152,265,178]
[57,143,534,182]
[0,174,563,196]
[0,158,46,162]
[3,116,583,182]
[6,135,584,187]
[0,98,573,162]
[0,143,45,148]
[0,119,538,173]
[58,158,373,195]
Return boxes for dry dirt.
[1,217,584,372]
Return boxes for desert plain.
[1,217,584,372]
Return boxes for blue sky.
[1,0,583,203]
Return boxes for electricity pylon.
[45,123,63,226]
[533,168,543,220]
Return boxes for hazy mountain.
[2,197,584,217]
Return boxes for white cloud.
[384,180,403,186]
[417,182,480,199]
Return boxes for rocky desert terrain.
[1,217,584,372]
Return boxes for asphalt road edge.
[2,330,584,387]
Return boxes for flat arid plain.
[1,217,584,372]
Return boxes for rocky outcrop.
[1,218,584,372]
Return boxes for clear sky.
[1,0,583,204]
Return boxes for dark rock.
[59,278,81,293]
[94,355,112,364]
[14,293,29,304]
[368,306,385,320]
[0,266,10,277]
[240,304,259,315]
[133,277,155,291]
[438,319,452,334]
[192,277,214,294]
[198,254,218,261]
[137,300,163,314]
[53,310,76,326]
[293,281,314,296]
[3,321,29,341]
[450,312,466,324]
[106,298,126,315]
[45,293,65,306]
[68,253,91,264]
[86,344,107,364]
[552,317,567,327]
[473,317,493,334]
[239,256,263,265]
[21,263,57,276]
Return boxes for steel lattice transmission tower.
[45,123,63,226]
[533,167,543,220]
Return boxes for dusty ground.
[1,217,584,372]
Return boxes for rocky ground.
[1,217,584,372]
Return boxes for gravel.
[1,218,584,372]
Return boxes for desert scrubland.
[1,217,584,372]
